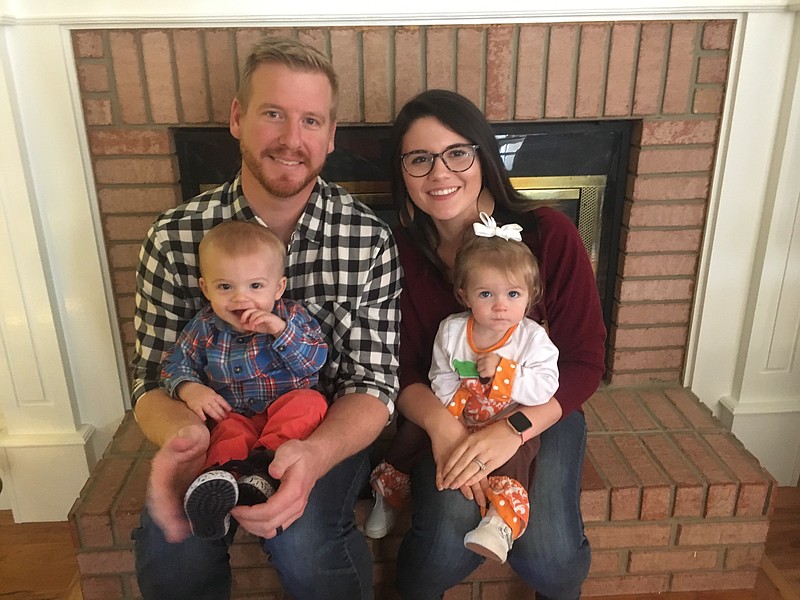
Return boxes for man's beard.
[241,143,322,199]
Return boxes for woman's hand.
[438,420,521,491]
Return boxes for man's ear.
[327,121,337,155]
[230,97,242,140]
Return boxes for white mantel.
[1,0,798,521]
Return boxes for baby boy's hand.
[240,308,287,337]
[177,381,231,422]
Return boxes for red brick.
[478,579,531,599]
[78,64,110,93]
[607,389,661,431]
[605,23,638,116]
[628,548,718,572]
[296,28,326,57]
[545,24,578,118]
[640,119,718,145]
[231,566,282,593]
[665,388,721,430]
[141,30,179,123]
[619,253,698,277]
[515,25,547,119]
[725,545,765,569]
[174,29,210,124]
[73,30,105,58]
[618,277,694,302]
[105,215,161,243]
[608,370,682,386]
[611,348,684,371]
[332,29,362,123]
[671,569,758,591]
[702,432,772,516]
[703,21,735,50]
[581,455,610,522]
[672,432,737,517]
[485,26,514,120]
[426,27,455,91]
[79,575,124,600]
[587,437,640,520]
[363,29,392,123]
[697,55,729,84]
[615,301,691,325]
[575,24,608,118]
[613,325,688,349]
[633,147,715,174]
[94,157,177,185]
[205,29,237,124]
[581,574,668,596]
[677,521,770,546]
[626,202,706,227]
[120,320,136,345]
[640,433,705,517]
[456,27,484,110]
[98,186,180,214]
[89,129,172,156]
[631,175,710,201]
[633,22,668,115]
[77,550,136,574]
[395,28,423,114]
[589,550,623,574]
[83,98,113,126]
[586,522,673,549]
[622,229,702,253]
[663,22,698,114]
[109,31,147,124]
[612,435,672,519]
[586,392,632,432]
[115,295,135,321]
[694,87,725,114]
[441,583,472,599]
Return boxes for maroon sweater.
[396,206,606,418]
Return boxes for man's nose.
[279,119,302,148]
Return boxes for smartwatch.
[507,411,533,442]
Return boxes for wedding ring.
[275,525,284,536]
[472,457,487,471]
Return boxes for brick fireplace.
[72,21,733,386]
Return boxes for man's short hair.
[237,36,339,120]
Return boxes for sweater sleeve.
[534,207,607,417]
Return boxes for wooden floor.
[1,487,797,600]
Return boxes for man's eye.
[304,117,320,127]
[264,110,281,119]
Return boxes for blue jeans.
[395,411,591,600]
[133,448,373,600]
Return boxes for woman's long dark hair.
[390,89,539,275]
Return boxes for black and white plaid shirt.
[132,173,402,412]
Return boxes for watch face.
[508,411,532,432]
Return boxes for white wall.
[0,0,797,520]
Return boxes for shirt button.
[278,345,287,352]
[247,397,255,405]
[234,366,242,374]
[237,337,246,344]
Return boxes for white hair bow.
[473,212,523,242]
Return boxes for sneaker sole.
[463,533,509,563]
[184,471,238,540]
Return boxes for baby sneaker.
[223,448,280,507]
[363,493,397,539]
[183,469,239,540]
[463,514,514,563]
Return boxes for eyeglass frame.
[399,143,480,178]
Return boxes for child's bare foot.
[146,424,209,543]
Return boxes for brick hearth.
[72,20,734,385]
[69,385,774,599]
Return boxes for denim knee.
[133,507,234,600]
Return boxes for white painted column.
[0,23,127,521]
[688,11,800,485]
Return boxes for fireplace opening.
[174,120,632,350]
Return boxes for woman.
[389,89,606,600]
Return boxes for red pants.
[204,389,328,470]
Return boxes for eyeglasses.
[400,144,480,178]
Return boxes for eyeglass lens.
[402,145,477,177]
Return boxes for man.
[131,36,401,600]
